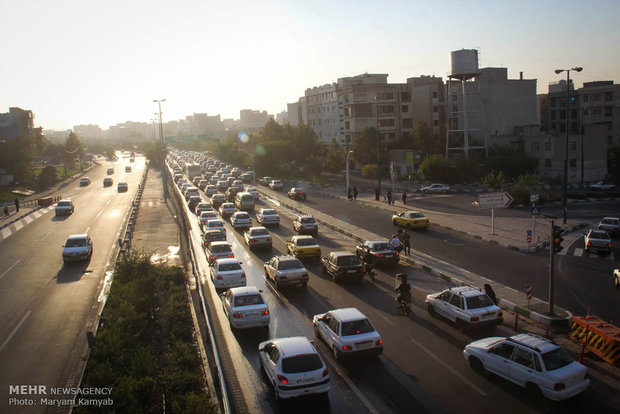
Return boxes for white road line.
[106,199,111,206]
[574,248,583,256]
[85,227,91,234]
[32,211,41,218]
[41,229,54,240]
[23,216,33,224]
[0,310,31,353]
[14,221,23,231]
[0,259,21,280]
[1,227,11,239]
[96,210,103,218]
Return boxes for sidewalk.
[261,184,577,327]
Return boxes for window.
[433,92,438,99]
[328,316,339,333]
[400,91,410,101]
[545,159,552,168]
[433,106,438,113]
[449,294,462,309]
[345,121,350,129]
[434,120,439,127]
[512,348,538,370]
[605,107,613,116]
[545,142,552,151]
[344,107,351,117]
[531,143,540,151]
[605,92,613,102]
[401,105,409,113]
[593,94,601,102]
[490,343,516,359]
[569,142,576,151]
[381,105,394,114]
[402,118,412,128]
[379,119,395,127]
[593,108,602,117]
[583,94,589,103]
[569,159,576,168]
[377,92,393,100]
[559,110,566,120]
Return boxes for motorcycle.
[363,262,375,281]
[397,294,411,316]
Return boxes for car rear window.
[296,238,317,246]
[262,209,276,215]
[278,259,303,270]
[58,201,72,207]
[541,347,574,371]
[281,354,323,374]
[465,294,494,309]
[218,262,241,271]
[341,319,374,336]
[233,294,264,307]
[372,243,393,251]
[236,213,250,219]
[590,231,610,239]
[211,244,231,253]
[300,217,315,224]
[66,239,87,247]
[251,229,269,236]
[337,256,361,266]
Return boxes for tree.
[352,127,378,166]
[482,170,505,190]
[361,164,377,178]
[419,154,454,182]
[292,124,323,176]
[38,165,58,189]
[325,140,345,173]
[606,146,620,184]
[485,144,538,180]
[64,132,86,170]
[0,134,36,185]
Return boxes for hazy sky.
[1,0,618,130]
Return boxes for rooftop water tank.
[450,49,479,80]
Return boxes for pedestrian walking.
[402,230,411,255]
[401,190,407,205]
[386,191,392,205]
[3,202,9,217]
[14,198,19,213]
[375,188,380,201]
[347,188,353,200]
[353,187,358,200]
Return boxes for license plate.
[384,255,393,258]
[356,342,371,349]
[297,377,316,384]
[347,270,357,273]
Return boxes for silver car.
[62,234,93,262]
[257,208,279,227]
[584,229,612,254]
[205,241,234,264]
[244,226,272,249]
[264,255,309,289]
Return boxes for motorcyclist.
[361,251,375,280]
[394,273,411,305]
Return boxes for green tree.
[606,146,620,184]
[38,165,58,189]
[361,164,378,178]
[486,144,538,180]
[64,132,86,170]
[325,140,345,173]
[352,127,378,166]
[413,120,442,156]
[482,170,505,190]
[419,154,454,182]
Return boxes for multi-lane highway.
[173,155,617,414]
[0,155,144,413]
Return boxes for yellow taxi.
[392,210,429,229]
[286,235,321,259]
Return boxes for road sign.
[526,285,532,300]
[478,192,514,209]
[526,230,532,243]
[530,191,539,203]
[531,206,541,215]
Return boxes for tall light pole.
[554,67,582,225]
[150,118,158,144]
[153,99,166,148]
[345,150,353,196]
[375,95,381,198]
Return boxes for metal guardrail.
[117,164,149,255]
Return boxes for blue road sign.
[531,206,541,215]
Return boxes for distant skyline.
[1,0,619,131]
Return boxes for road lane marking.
[574,248,583,256]
[0,259,21,280]
[23,216,33,224]
[85,227,91,234]
[377,313,486,396]
[0,310,31,353]
[97,210,103,218]
[41,229,54,240]
[106,199,112,206]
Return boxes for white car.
[230,211,252,229]
[204,185,217,197]
[425,286,503,331]
[420,183,450,194]
[256,208,279,227]
[55,199,74,216]
[264,255,309,289]
[597,217,620,236]
[209,258,246,290]
[62,234,93,262]
[584,229,612,254]
[198,211,218,226]
[218,202,237,217]
[205,241,234,264]
[246,187,260,200]
[313,308,383,360]
[244,226,272,250]
[222,287,270,329]
[463,333,590,401]
[204,219,227,235]
[613,268,619,288]
[269,179,283,191]
[258,336,330,400]
[195,202,213,215]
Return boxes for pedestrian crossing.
[0,207,53,241]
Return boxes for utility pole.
[549,219,555,315]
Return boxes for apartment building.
[0,107,35,141]
[305,83,339,146]
[239,109,271,131]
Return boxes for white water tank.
[450,49,479,79]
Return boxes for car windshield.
[233,294,264,307]
[251,229,269,236]
[337,256,361,266]
[371,243,393,252]
[341,319,375,336]
[58,201,72,207]
[218,263,241,271]
[281,354,323,374]
[465,294,494,309]
[278,259,304,270]
[66,239,87,247]
[541,347,574,371]
[262,210,276,215]
[296,238,317,246]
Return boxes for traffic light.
[553,225,564,252]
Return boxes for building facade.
[0,107,35,141]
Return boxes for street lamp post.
[153,99,166,147]
[375,96,381,198]
[345,150,353,196]
[554,67,582,225]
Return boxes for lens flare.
[255,145,266,156]
[238,132,249,143]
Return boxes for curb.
[0,206,43,230]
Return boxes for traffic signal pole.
[549,219,555,315]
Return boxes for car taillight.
[342,345,352,351]
[322,368,329,377]
[470,316,479,322]
[216,275,223,280]
[261,310,269,316]
[267,238,272,241]
[232,313,243,319]
[608,243,612,247]
[277,374,289,384]
[376,339,383,346]
[229,254,234,258]
[210,256,215,261]
[338,269,345,274]
[395,251,399,256]
[241,273,246,279]
[375,253,381,257]
[553,383,566,391]
[251,239,256,243]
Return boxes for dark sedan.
[321,251,364,282]
[355,240,400,265]
[287,187,307,200]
